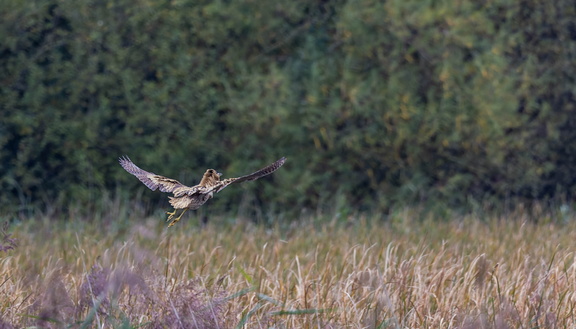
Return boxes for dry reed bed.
[1,212,576,328]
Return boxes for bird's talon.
[166,210,177,221]
[167,219,178,227]
[167,209,188,227]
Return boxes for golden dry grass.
[1,209,576,328]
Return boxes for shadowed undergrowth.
[1,209,576,328]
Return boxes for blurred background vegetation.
[1,0,575,218]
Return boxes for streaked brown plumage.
[119,156,286,226]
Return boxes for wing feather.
[119,156,186,193]
[212,157,286,193]
[176,185,207,197]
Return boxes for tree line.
[1,0,575,216]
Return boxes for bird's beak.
[218,172,223,177]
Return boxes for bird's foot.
[166,210,177,221]
[167,209,188,227]
[167,215,183,227]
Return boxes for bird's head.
[200,169,222,187]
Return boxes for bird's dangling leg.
[168,208,188,227]
[166,209,178,222]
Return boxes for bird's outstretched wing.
[119,156,186,193]
[210,157,286,194]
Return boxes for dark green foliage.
[1,0,575,215]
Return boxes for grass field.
[1,208,576,328]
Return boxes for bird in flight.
[119,156,286,227]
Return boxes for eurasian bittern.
[119,156,286,226]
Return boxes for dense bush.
[1,0,575,216]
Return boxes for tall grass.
[1,208,576,328]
